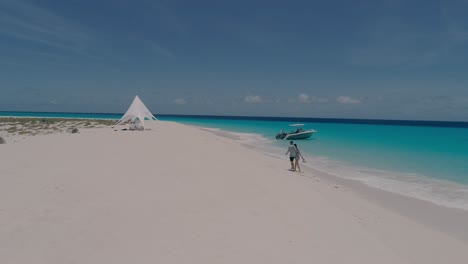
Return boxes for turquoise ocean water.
[2,111,468,210]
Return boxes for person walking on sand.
[285,141,297,171]
[294,143,306,172]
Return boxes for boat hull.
[283,131,315,140]
[276,130,316,140]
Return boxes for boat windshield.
[291,127,304,133]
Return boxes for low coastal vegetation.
[0,117,114,138]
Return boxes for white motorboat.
[275,124,317,140]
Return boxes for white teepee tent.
[117,96,157,129]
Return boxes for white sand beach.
[1,120,468,263]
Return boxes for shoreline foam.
[196,125,468,212]
[191,123,468,244]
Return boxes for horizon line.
[1,110,467,127]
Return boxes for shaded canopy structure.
[116,96,157,128]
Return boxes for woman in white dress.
[293,144,306,172]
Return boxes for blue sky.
[1,0,467,121]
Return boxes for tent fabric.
[117,96,157,127]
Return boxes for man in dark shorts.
[285,140,297,171]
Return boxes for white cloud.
[337,96,361,104]
[244,95,262,103]
[49,99,58,105]
[173,98,187,105]
[298,93,312,103]
[296,93,328,104]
